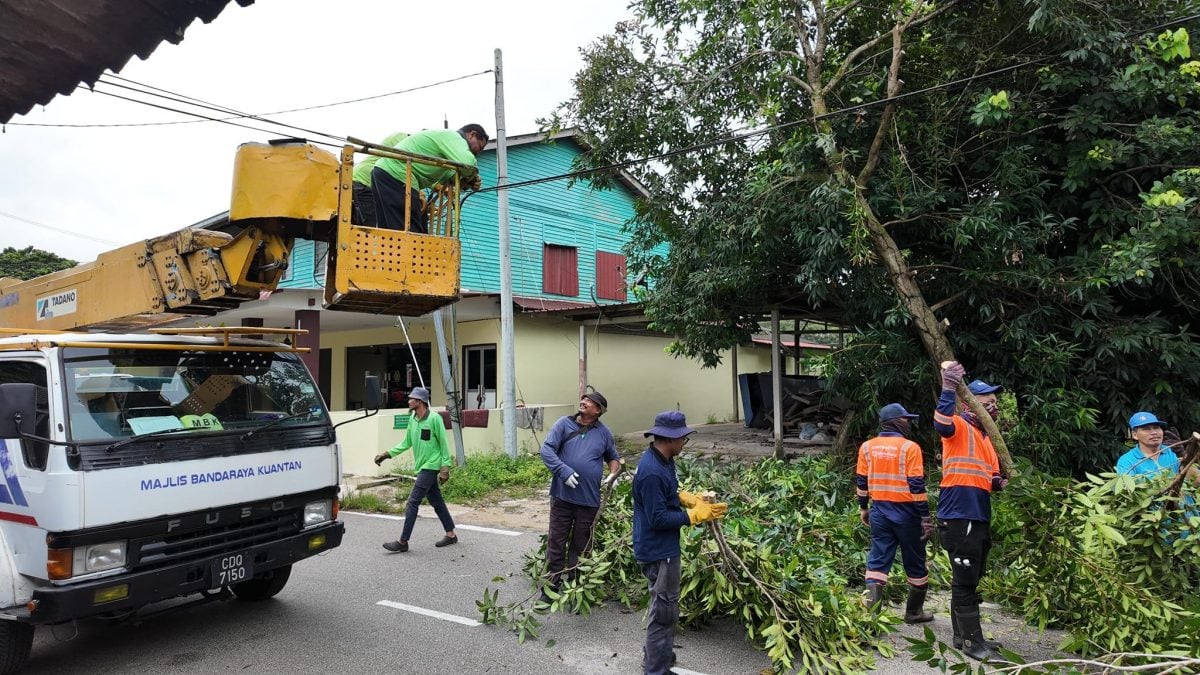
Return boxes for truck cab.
[0,329,354,673]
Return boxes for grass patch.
[339,491,390,512]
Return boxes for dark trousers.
[938,518,992,607]
[371,166,427,234]
[352,182,378,227]
[640,556,681,675]
[545,497,599,586]
[400,469,455,541]
[866,507,928,585]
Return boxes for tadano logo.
[35,288,77,320]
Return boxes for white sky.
[0,0,632,262]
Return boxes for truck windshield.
[62,346,327,442]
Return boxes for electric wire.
[6,70,493,129]
[0,209,121,246]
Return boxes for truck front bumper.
[24,520,344,624]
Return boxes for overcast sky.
[0,0,632,262]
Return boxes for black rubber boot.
[954,605,1007,662]
[863,584,884,613]
[903,585,934,624]
[951,599,1002,650]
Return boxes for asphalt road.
[23,511,772,675]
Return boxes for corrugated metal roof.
[0,0,253,123]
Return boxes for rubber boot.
[863,583,884,613]
[951,599,1002,650]
[903,585,934,624]
[954,604,1007,662]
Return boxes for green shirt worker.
[371,124,487,234]
[351,131,407,227]
[373,387,457,552]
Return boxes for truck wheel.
[231,565,292,601]
[0,621,33,675]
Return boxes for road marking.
[377,600,481,627]
[342,510,522,536]
[671,669,710,675]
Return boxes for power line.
[468,12,1200,198]
[5,70,493,129]
[0,210,121,245]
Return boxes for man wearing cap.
[1117,412,1188,478]
[538,391,621,601]
[856,403,933,624]
[933,362,1006,662]
[633,411,728,675]
[373,387,458,552]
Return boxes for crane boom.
[0,139,467,331]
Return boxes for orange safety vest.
[856,435,927,503]
[935,413,1000,491]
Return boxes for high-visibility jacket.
[856,434,928,504]
[934,414,1000,491]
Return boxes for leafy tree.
[0,246,77,280]
[546,0,1200,474]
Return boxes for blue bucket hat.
[967,379,1003,395]
[878,403,919,422]
[1129,411,1165,429]
[644,410,694,439]
[408,387,431,405]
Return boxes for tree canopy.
[547,0,1200,473]
[0,246,77,280]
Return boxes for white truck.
[0,327,384,672]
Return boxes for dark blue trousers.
[865,506,928,586]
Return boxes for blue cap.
[967,379,1002,395]
[644,410,694,439]
[1129,411,1165,429]
[408,387,431,405]
[878,403,919,422]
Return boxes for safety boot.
[903,585,934,624]
[863,583,884,613]
[954,604,1007,662]
[950,599,1002,650]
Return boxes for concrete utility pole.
[771,309,783,459]
[495,49,517,458]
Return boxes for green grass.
[364,452,551,508]
[339,491,389,512]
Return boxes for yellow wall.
[326,314,774,475]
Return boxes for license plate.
[211,551,253,588]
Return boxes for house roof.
[751,337,833,351]
[484,127,651,199]
[0,0,253,123]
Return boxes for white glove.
[564,472,580,489]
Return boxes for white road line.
[341,510,523,536]
[671,669,710,675]
[376,600,481,627]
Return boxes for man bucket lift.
[0,138,472,332]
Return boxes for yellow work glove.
[686,501,728,526]
[678,490,700,508]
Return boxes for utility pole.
[495,49,517,458]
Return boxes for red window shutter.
[595,251,627,301]
[542,245,578,296]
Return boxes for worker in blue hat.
[633,410,728,675]
[1117,412,1183,478]
[856,403,933,624]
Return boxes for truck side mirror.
[363,375,382,412]
[0,383,36,438]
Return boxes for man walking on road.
[633,411,728,675]
[538,391,621,602]
[856,403,934,624]
[934,362,1007,662]
[373,386,458,552]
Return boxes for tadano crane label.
[35,289,77,320]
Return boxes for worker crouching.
[856,403,934,624]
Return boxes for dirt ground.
[620,421,833,461]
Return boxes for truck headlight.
[78,541,126,573]
[303,499,333,527]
